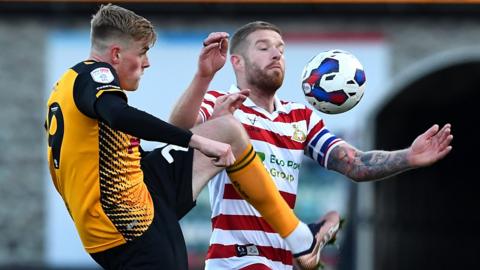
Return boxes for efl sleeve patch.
[74,63,121,118]
[90,67,114,84]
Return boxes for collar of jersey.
[228,84,287,114]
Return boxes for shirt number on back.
[47,103,64,169]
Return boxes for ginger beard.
[244,56,284,94]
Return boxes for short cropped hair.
[90,4,156,51]
[229,21,282,55]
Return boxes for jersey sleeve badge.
[90,67,115,84]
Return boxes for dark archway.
[373,61,479,269]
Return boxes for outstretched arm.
[327,124,453,182]
[169,32,229,129]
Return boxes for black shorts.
[91,145,196,270]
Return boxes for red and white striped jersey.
[201,86,344,270]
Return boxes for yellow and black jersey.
[45,61,153,253]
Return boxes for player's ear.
[110,45,121,64]
[231,54,243,70]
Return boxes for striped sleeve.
[305,109,344,169]
[199,90,225,123]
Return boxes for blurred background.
[0,0,479,269]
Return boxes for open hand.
[408,123,453,167]
[211,89,250,119]
[197,32,229,78]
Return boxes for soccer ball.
[301,49,366,114]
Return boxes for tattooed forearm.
[354,150,410,181]
[328,144,411,182]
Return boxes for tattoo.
[328,144,410,182]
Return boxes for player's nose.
[271,48,282,60]
[143,56,150,69]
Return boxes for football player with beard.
[170,21,453,270]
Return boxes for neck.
[89,50,108,64]
[240,83,276,113]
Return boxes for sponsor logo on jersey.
[91,67,114,84]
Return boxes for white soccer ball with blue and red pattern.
[301,49,366,114]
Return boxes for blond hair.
[90,4,156,52]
